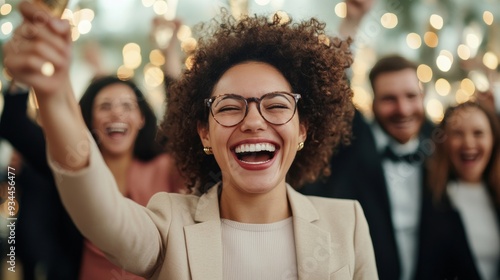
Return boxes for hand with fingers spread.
[3,1,72,98]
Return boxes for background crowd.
[0,0,499,279]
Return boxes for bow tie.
[381,146,423,164]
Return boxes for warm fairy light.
[71,28,80,41]
[123,43,141,54]
[435,78,451,96]
[117,66,134,80]
[352,86,372,114]
[185,55,195,70]
[457,44,471,60]
[181,37,198,53]
[1,22,12,35]
[417,64,433,83]
[381,13,398,29]
[177,25,192,41]
[469,71,490,92]
[153,0,168,15]
[424,32,438,48]
[429,14,443,30]
[77,20,92,34]
[335,2,346,18]
[318,34,330,46]
[436,50,453,72]
[461,78,475,96]
[255,0,271,5]
[466,34,480,49]
[123,43,142,70]
[1,3,12,15]
[149,49,165,66]
[144,65,164,88]
[142,0,156,7]
[426,98,444,123]
[273,11,290,24]
[61,9,74,22]
[483,11,494,25]
[75,8,95,22]
[483,52,499,70]
[455,89,470,104]
[406,33,422,49]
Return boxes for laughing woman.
[3,1,377,279]
[419,102,500,280]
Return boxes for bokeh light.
[335,2,346,18]
[457,44,471,60]
[406,33,422,49]
[435,78,451,96]
[483,52,499,70]
[381,13,398,29]
[426,98,444,123]
[417,64,433,83]
[483,11,494,25]
[430,14,443,30]
[424,32,439,48]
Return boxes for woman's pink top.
[78,154,185,280]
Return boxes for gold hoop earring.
[297,142,304,151]
[203,147,213,155]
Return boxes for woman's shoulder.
[306,195,362,216]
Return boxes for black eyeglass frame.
[205,92,302,127]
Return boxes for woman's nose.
[240,103,267,131]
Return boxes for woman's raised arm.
[3,1,88,171]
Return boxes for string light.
[334,2,346,18]
[436,50,453,72]
[483,11,494,25]
[0,3,12,15]
[426,98,444,123]
[457,44,471,60]
[483,52,499,70]
[381,13,398,29]
[424,32,438,48]
[435,78,451,96]
[429,14,443,30]
[1,22,13,35]
[417,64,433,83]
[406,33,422,49]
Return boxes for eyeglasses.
[205,92,301,127]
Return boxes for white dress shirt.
[448,181,500,280]
[372,123,422,280]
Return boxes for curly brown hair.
[160,12,354,193]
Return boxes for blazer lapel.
[287,186,334,279]
[184,185,223,280]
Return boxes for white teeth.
[235,143,276,153]
[106,122,128,133]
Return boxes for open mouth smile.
[105,122,129,138]
[233,142,277,165]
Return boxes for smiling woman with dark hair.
[3,1,377,279]
[418,102,500,280]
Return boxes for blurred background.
[0,0,499,121]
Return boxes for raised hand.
[3,1,72,98]
[3,1,88,171]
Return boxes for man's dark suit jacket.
[0,91,84,280]
[300,109,479,280]
[416,193,499,280]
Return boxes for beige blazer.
[51,135,378,280]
